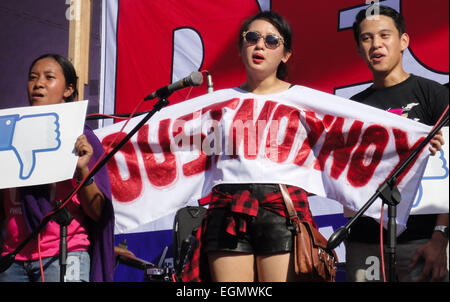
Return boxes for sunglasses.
[242,31,284,49]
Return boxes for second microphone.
[144,71,204,101]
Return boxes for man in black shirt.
[345,4,449,282]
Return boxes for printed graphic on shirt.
[387,102,420,121]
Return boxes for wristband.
[77,176,94,187]
[434,225,449,238]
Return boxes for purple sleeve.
[84,125,115,282]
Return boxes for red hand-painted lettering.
[102,132,142,202]
[138,120,177,187]
[265,104,300,163]
[229,98,276,159]
[314,117,363,180]
[348,125,389,187]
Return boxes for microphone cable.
[379,203,386,282]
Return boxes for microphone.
[144,71,203,101]
[206,71,214,93]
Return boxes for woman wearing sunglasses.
[197,11,318,282]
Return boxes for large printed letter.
[347,125,389,187]
[228,99,276,159]
[294,112,332,167]
[102,132,142,202]
[314,118,363,179]
[389,128,426,184]
[173,111,209,177]
[265,104,300,163]
[138,120,177,187]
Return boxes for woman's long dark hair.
[28,53,79,102]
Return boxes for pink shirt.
[1,180,90,260]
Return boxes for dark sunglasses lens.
[265,35,280,48]
[245,32,260,43]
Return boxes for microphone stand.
[327,113,448,281]
[53,201,74,282]
[0,96,171,278]
[86,111,150,120]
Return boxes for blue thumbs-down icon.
[0,113,61,179]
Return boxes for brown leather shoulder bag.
[279,184,338,282]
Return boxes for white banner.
[411,126,449,215]
[94,86,433,234]
[0,101,88,189]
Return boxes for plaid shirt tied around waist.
[181,184,316,282]
[209,184,316,236]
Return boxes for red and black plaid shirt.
[181,184,316,282]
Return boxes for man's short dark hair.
[352,5,406,46]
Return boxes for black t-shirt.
[348,74,449,243]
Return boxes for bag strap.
[279,184,299,223]
[279,185,338,262]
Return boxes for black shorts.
[204,184,296,255]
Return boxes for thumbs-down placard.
[0,101,88,189]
